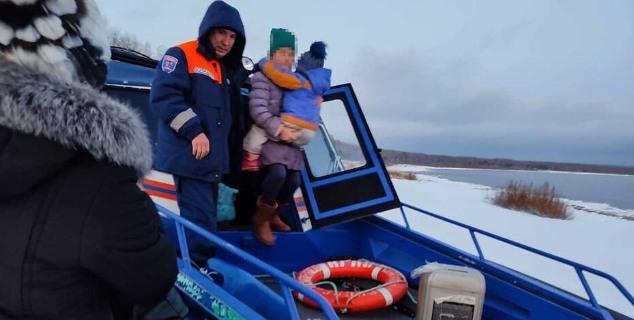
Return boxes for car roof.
[107,47,252,92]
[107,47,157,88]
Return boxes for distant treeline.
[332,140,634,176]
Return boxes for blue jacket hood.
[304,68,332,96]
[198,1,246,69]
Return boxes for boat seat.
[206,258,292,320]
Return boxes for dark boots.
[253,197,277,245]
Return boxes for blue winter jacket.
[151,1,245,182]
[259,59,332,130]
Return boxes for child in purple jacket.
[243,42,331,171]
[245,34,331,245]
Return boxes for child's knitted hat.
[269,28,296,56]
[297,41,327,72]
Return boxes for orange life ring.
[293,260,408,313]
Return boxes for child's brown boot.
[252,197,277,245]
[271,203,291,232]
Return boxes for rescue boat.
[105,47,634,320]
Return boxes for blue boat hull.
[214,216,611,320]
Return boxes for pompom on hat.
[296,41,327,72]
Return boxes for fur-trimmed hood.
[0,57,152,179]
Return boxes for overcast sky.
[96,0,634,166]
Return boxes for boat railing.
[399,202,634,319]
[155,203,340,320]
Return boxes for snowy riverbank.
[381,165,634,316]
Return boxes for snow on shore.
[381,168,634,316]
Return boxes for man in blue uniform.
[151,1,247,264]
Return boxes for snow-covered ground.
[380,165,634,317]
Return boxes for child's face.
[270,47,295,70]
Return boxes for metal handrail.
[400,202,634,318]
[319,123,346,174]
[155,204,340,320]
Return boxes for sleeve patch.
[161,55,179,74]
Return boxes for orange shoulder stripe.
[176,40,222,84]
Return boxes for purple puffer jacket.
[249,72,304,170]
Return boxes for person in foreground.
[0,0,178,319]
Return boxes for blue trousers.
[174,176,218,266]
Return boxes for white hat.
[0,0,110,86]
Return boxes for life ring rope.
[351,260,418,307]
